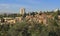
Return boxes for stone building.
[20,8,25,15]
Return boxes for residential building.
[20,8,25,15]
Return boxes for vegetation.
[0,17,60,36]
[0,11,60,36]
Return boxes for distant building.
[3,17,16,24]
[20,8,25,15]
[58,15,60,19]
[15,17,22,22]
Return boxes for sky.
[0,0,60,13]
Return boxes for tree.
[8,21,31,36]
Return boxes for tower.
[20,8,25,15]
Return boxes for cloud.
[0,3,34,13]
[0,0,41,13]
[0,4,22,13]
